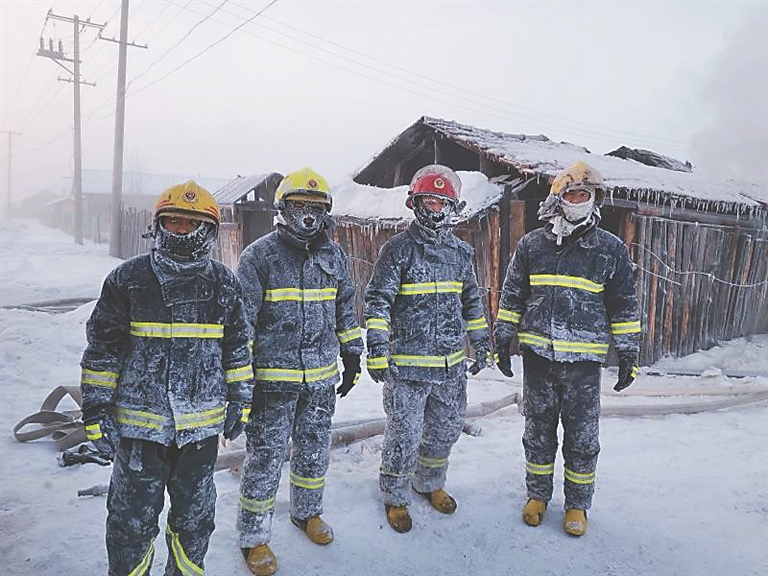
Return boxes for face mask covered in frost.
[413,195,456,230]
[154,219,217,261]
[537,188,597,245]
[280,199,328,240]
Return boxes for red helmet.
[405,164,461,209]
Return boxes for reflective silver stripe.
[465,318,488,331]
[526,461,555,476]
[85,423,103,440]
[129,322,224,339]
[166,526,204,576]
[255,361,339,383]
[611,320,641,334]
[366,318,389,332]
[115,407,168,430]
[337,327,362,343]
[418,455,447,469]
[392,349,465,368]
[239,493,275,514]
[81,368,119,389]
[399,281,463,295]
[497,308,521,324]
[367,356,389,370]
[530,274,604,293]
[290,472,325,490]
[127,541,154,576]
[564,468,595,485]
[264,287,337,302]
[175,406,226,430]
[518,332,609,355]
[225,364,254,383]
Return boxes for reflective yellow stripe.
[630,365,639,378]
[127,541,154,576]
[84,423,103,440]
[497,309,521,324]
[115,407,167,430]
[81,368,119,389]
[175,406,226,430]
[264,287,337,302]
[366,318,389,332]
[399,281,463,295]
[367,356,389,370]
[526,461,555,476]
[611,320,642,334]
[352,373,360,385]
[224,364,254,383]
[129,322,223,339]
[465,318,488,331]
[518,332,610,355]
[564,468,595,485]
[392,349,465,368]
[337,327,362,343]
[241,407,251,423]
[290,472,326,490]
[530,274,604,293]
[418,455,447,469]
[255,362,339,383]
[166,526,204,576]
[239,493,275,514]
[380,467,415,478]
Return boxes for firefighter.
[365,164,493,534]
[494,161,641,537]
[235,168,363,576]
[80,181,254,575]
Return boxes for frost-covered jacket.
[365,220,491,382]
[80,252,254,447]
[495,222,641,363]
[235,225,363,392]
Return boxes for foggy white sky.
[1,0,766,206]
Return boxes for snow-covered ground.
[1,218,766,576]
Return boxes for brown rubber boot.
[564,508,588,536]
[291,515,334,545]
[420,488,457,514]
[522,498,548,526]
[385,505,413,533]
[245,544,277,576]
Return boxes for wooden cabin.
[332,116,768,365]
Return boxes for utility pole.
[99,0,146,258]
[1,131,21,219]
[37,10,104,244]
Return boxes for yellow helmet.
[153,180,221,225]
[550,161,606,205]
[274,168,332,212]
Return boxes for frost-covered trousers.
[379,371,468,507]
[522,349,601,510]
[238,386,335,548]
[106,436,218,576]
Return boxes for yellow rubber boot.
[425,489,457,514]
[564,508,588,536]
[291,515,334,545]
[385,505,413,533]
[246,544,278,576]
[522,498,548,526]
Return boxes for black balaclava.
[413,195,456,230]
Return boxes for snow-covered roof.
[354,116,767,216]
[333,171,501,224]
[212,172,283,207]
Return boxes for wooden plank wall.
[631,214,768,365]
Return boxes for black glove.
[468,346,493,375]
[494,340,514,378]
[82,405,119,461]
[60,443,112,467]
[366,344,400,383]
[223,401,251,441]
[337,352,362,398]
[614,353,639,392]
